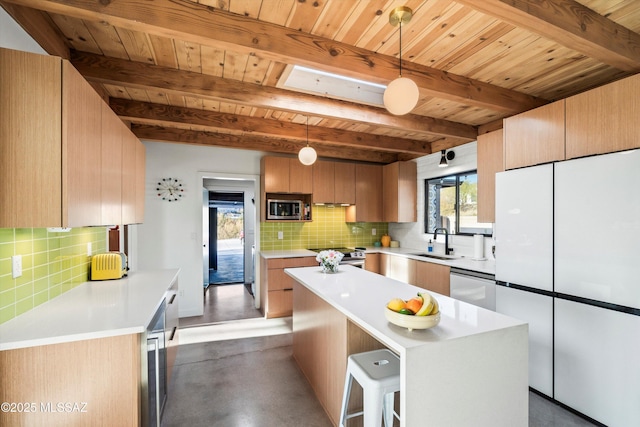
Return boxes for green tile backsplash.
[260,205,388,250]
[0,227,107,324]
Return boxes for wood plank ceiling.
[2,0,639,163]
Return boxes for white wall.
[0,7,46,54]
[389,141,495,258]
[135,141,265,317]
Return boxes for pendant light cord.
[399,21,403,77]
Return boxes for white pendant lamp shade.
[298,145,317,165]
[384,76,419,115]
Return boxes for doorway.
[181,176,262,328]
[208,191,245,286]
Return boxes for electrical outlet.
[278,231,284,240]
[87,242,92,256]
[372,228,377,236]
[12,255,22,279]
[179,290,184,297]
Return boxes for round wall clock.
[156,178,184,202]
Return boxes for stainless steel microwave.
[267,199,302,220]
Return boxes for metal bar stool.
[339,349,401,427]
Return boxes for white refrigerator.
[553,149,640,426]
[495,164,554,397]
[496,149,640,426]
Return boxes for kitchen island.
[285,265,528,427]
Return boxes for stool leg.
[363,386,384,427]
[383,392,395,427]
[340,374,354,427]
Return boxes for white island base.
[286,265,528,427]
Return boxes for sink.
[409,253,459,261]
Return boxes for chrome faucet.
[433,227,451,255]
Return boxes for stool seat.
[340,349,400,427]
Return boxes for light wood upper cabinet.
[63,61,103,227]
[312,160,355,204]
[1,49,62,227]
[334,162,355,204]
[101,103,123,226]
[345,163,382,222]
[121,130,138,225]
[0,48,146,228]
[566,73,640,159]
[504,100,565,169]
[383,161,417,222]
[312,160,334,203]
[262,156,313,194]
[135,140,146,224]
[477,129,505,223]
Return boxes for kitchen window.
[424,171,492,236]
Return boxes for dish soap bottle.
[427,240,433,252]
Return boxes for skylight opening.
[278,65,386,107]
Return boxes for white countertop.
[260,249,317,259]
[0,269,179,351]
[261,246,495,275]
[284,265,520,354]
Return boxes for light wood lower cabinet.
[292,282,386,426]
[364,253,380,274]
[379,253,416,284]
[0,334,142,426]
[414,260,450,296]
[260,256,318,318]
[378,253,450,295]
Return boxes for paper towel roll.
[473,234,484,260]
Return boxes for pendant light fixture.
[298,116,317,165]
[383,6,420,116]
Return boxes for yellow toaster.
[91,252,127,280]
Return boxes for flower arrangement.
[316,250,344,273]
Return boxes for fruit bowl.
[384,307,441,331]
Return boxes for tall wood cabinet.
[503,100,565,170]
[345,163,383,222]
[0,48,145,228]
[565,73,640,159]
[477,129,505,223]
[383,161,417,222]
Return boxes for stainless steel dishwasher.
[449,267,496,310]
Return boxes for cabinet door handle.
[169,326,177,341]
[169,294,176,304]
[283,288,293,292]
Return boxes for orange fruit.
[405,297,423,314]
[387,298,406,312]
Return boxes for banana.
[415,292,434,316]
[430,298,439,315]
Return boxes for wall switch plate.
[278,231,284,240]
[372,228,377,235]
[87,242,92,256]
[12,255,22,279]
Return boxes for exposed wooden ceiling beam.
[72,51,478,141]
[457,0,640,72]
[110,99,434,155]
[131,124,400,164]
[3,0,546,114]
[0,2,69,59]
